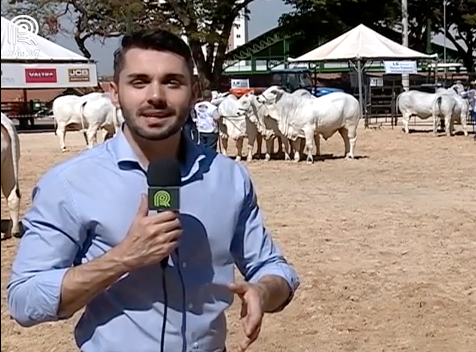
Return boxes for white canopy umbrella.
[1,16,98,88]
[289,24,437,125]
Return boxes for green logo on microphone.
[153,190,171,208]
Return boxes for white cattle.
[211,90,229,101]
[435,87,469,136]
[237,92,295,161]
[53,92,123,151]
[397,90,456,136]
[257,86,361,162]
[216,94,262,161]
[1,113,21,239]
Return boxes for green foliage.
[281,0,475,71]
[3,0,257,87]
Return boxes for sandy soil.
[1,127,475,352]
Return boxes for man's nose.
[147,83,166,104]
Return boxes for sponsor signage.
[68,68,90,82]
[384,61,418,74]
[231,78,249,89]
[24,68,57,83]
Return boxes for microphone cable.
[160,261,168,352]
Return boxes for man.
[183,105,199,143]
[461,80,476,139]
[7,29,299,352]
[194,90,220,151]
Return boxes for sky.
[51,0,293,76]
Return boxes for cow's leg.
[246,134,256,162]
[302,127,315,163]
[56,123,68,152]
[444,115,452,137]
[282,137,292,161]
[86,127,98,148]
[402,115,411,134]
[255,133,263,159]
[1,162,21,239]
[265,138,273,161]
[291,139,301,162]
[314,134,321,157]
[339,126,357,159]
[221,137,228,156]
[235,137,243,162]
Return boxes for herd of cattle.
[0,84,472,239]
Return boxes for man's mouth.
[141,111,173,118]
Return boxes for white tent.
[288,24,437,126]
[289,23,436,62]
[1,16,98,88]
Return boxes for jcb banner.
[68,68,90,82]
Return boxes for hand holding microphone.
[116,158,182,271]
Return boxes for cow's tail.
[2,119,21,198]
[432,95,442,119]
[395,92,402,115]
[79,101,88,144]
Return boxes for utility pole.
[443,0,447,81]
[402,0,409,91]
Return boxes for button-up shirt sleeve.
[7,171,87,327]
[231,164,300,307]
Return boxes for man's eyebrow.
[125,73,150,80]
[125,73,187,80]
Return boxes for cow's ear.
[274,89,284,102]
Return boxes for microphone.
[147,157,181,268]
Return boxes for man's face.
[110,48,192,141]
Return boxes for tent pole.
[357,59,366,128]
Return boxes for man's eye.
[131,80,147,87]
[168,80,181,87]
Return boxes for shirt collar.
[108,124,206,179]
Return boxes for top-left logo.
[8,15,39,46]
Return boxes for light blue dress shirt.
[7,128,300,352]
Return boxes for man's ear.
[109,81,120,109]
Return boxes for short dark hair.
[202,90,212,99]
[113,29,194,82]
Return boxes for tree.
[432,0,476,71]
[281,0,475,71]
[279,0,401,47]
[3,0,256,88]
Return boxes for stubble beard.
[123,110,185,141]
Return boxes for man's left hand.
[227,282,265,351]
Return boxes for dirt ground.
[1,127,475,352]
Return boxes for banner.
[231,78,249,89]
[383,61,417,74]
[1,62,98,88]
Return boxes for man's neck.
[123,125,181,168]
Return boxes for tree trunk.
[74,34,92,59]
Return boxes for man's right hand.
[116,194,182,270]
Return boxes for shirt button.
[193,342,199,349]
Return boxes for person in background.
[194,90,220,151]
[461,80,476,139]
[183,104,199,143]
